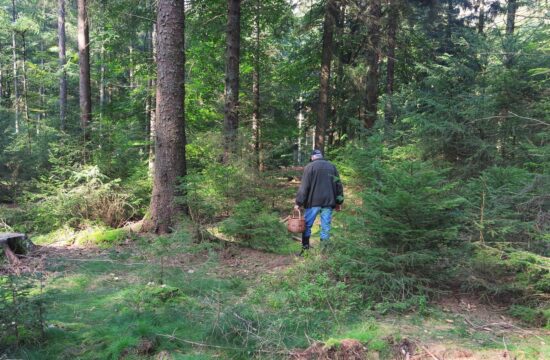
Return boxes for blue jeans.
[304,207,333,242]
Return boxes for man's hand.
[335,204,342,212]
[294,204,300,211]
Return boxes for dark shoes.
[296,245,310,257]
[296,234,311,257]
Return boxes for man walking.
[294,149,344,255]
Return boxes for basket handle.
[292,209,302,219]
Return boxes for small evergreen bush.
[219,199,288,251]
[182,160,263,223]
[331,140,467,306]
[15,166,138,233]
[464,244,550,327]
[463,166,549,255]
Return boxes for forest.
[0,0,549,358]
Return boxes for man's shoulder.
[308,159,336,170]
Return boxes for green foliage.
[324,322,387,352]
[463,167,549,255]
[182,157,264,223]
[329,141,467,305]
[0,274,46,350]
[6,166,139,234]
[464,244,550,319]
[508,305,549,328]
[219,199,288,251]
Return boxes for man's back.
[296,159,343,208]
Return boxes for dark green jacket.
[295,159,344,208]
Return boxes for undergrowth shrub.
[330,140,467,308]
[219,199,288,251]
[463,244,550,327]
[0,274,46,350]
[14,166,138,233]
[31,226,128,247]
[182,160,264,224]
[463,166,549,255]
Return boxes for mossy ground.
[2,225,548,359]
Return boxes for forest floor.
[1,168,548,359]
[2,228,549,360]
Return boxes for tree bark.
[21,33,32,151]
[252,0,261,170]
[446,0,453,49]
[147,22,157,177]
[316,0,337,153]
[38,0,47,133]
[505,0,516,36]
[21,33,30,128]
[145,0,186,234]
[223,0,241,163]
[78,0,92,141]
[476,0,485,34]
[384,0,399,124]
[504,0,517,67]
[11,0,19,134]
[0,66,3,101]
[0,42,4,103]
[364,0,381,129]
[58,0,67,130]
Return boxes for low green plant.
[74,227,127,247]
[15,165,138,234]
[330,142,467,306]
[219,199,289,251]
[508,305,549,328]
[463,167,549,255]
[464,244,549,326]
[0,274,46,350]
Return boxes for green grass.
[324,321,387,352]
[33,225,128,247]
[3,225,550,359]
[5,262,243,359]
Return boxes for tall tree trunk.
[98,0,105,123]
[78,0,92,142]
[316,0,336,153]
[58,0,67,131]
[333,1,347,143]
[38,41,45,134]
[446,0,453,49]
[364,0,381,129]
[0,66,3,101]
[505,0,516,36]
[0,44,4,103]
[477,0,485,34]
[37,0,46,134]
[223,0,241,163]
[21,32,31,150]
[251,0,261,170]
[384,0,399,124]
[498,0,518,160]
[504,0,517,67]
[145,0,186,234]
[297,96,304,164]
[129,44,135,89]
[11,0,19,134]
[147,22,157,176]
[21,34,29,125]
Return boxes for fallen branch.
[417,343,440,360]
[157,333,291,355]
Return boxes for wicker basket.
[287,209,305,233]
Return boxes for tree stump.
[0,232,34,265]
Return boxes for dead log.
[0,232,34,265]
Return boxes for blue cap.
[311,149,323,157]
